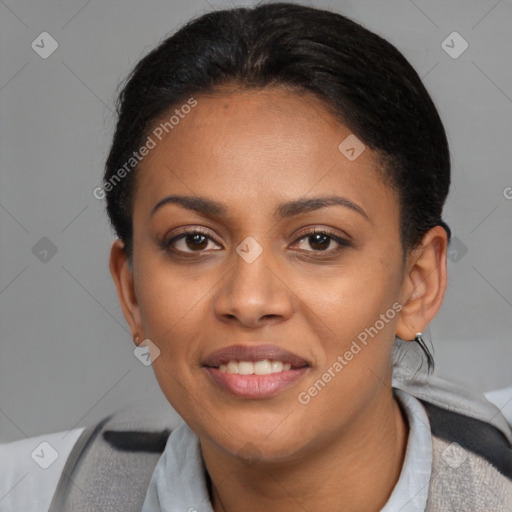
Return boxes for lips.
[202,344,310,399]
[202,344,309,369]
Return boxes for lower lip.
[204,366,309,399]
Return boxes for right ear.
[109,239,144,344]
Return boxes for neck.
[200,388,409,512]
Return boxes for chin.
[205,418,309,463]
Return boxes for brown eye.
[307,233,332,251]
[294,228,351,254]
[183,233,209,251]
[165,230,222,254]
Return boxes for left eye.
[294,230,350,252]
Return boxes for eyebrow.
[151,194,371,223]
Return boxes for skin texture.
[110,86,448,512]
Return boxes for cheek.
[304,249,401,336]
[295,275,401,438]
[134,263,208,418]
[308,248,402,387]
[134,257,206,358]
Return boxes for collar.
[380,388,432,511]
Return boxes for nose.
[212,244,294,328]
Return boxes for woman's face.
[124,87,412,461]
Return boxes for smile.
[202,344,310,398]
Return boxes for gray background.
[1,0,511,443]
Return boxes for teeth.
[217,360,294,375]
[270,361,283,373]
[254,360,271,375]
[238,361,254,375]
[227,361,239,374]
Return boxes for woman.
[1,2,511,511]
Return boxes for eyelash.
[160,227,351,258]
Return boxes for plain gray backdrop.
[1,0,511,443]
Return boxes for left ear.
[395,225,448,341]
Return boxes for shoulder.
[427,435,512,511]
[0,428,85,512]
[484,385,512,426]
[420,396,512,478]
[393,372,512,444]
[0,397,182,512]
[394,375,512,510]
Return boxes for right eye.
[163,229,223,254]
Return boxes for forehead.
[134,87,397,226]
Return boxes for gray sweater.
[1,373,511,511]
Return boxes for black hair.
[104,1,451,374]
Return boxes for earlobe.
[109,239,144,343]
[395,226,448,341]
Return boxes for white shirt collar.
[380,388,432,511]
[141,388,432,512]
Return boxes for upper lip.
[202,344,309,368]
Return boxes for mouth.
[202,344,310,399]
